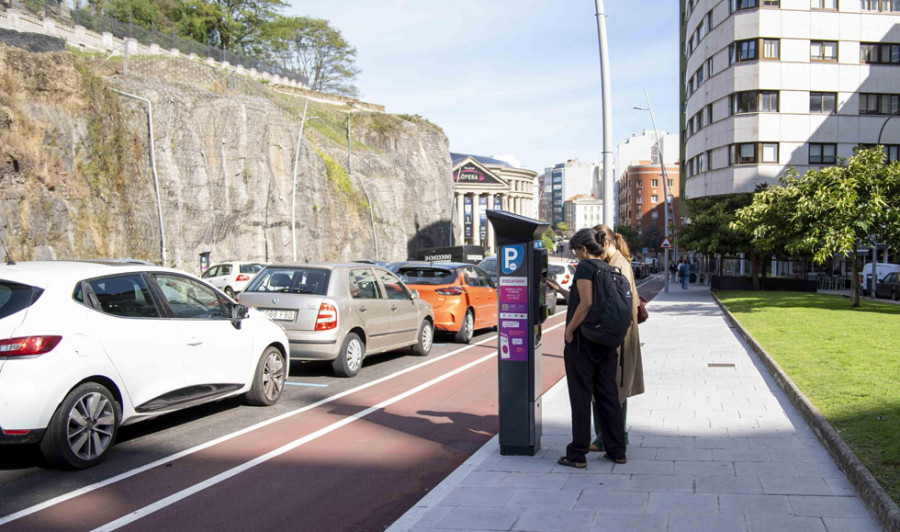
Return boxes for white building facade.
[563,196,605,231]
[547,159,602,227]
[680,0,900,199]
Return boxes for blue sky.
[287,1,680,172]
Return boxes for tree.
[615,225,642,256]
[734,148,900,306]
[87,0,178,31]
[541,227,556,251]
[173,0,287,53]
[267,16,360,96]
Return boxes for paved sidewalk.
[388,283,884,532]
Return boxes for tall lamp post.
[593,0,615,227]
[634,90,673,293]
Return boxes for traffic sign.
[660,238,672,249]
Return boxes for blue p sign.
[501,244,524,274]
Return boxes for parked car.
[201,261,265,298]
[478,256,558,316]
[0,261,289,469]
[859,263,900,295]
[395,262,497,344]
[238,263,433,378]
[630,261,648,280]
[547,262,575,303]
[875,271,900,301]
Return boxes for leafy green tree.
[86,0,178,30]
[173,0,287,53]
[679,193,754,256]
[615,225,642,256]
[266,16,360,96]
[734,148,900,306]
[541,227,556,251]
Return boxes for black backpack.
[579,259,634,348]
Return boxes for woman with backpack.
[590,224,644,453]
[556,227,627,468]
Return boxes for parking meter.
[486,209,550,456]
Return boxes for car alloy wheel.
[67,392,116,461]
[224,286,236,298]
[247,346,286,406]
[454,310,474,344]
[41,382,120,469]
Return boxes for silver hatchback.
[237,263,434,377]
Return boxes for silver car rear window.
[0,281,41,319]
[397,268,455,285]
[549,265,566,275]
[246,268,330,295]
[240,264,264,274]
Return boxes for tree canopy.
[678,192,755,256]
[83,0,359,95]
[733,147,900,305]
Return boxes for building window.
[764,0,780,4]
[857,144,900,161]
[860,42,900,64]
[730,39,758,64]
[707,150,714,171]
[762,143,779,163]
[811,0,838,9]
[705,104,713,125]
[731,90,779,114]
[668,179,674,187]
[810,92,838,113]
[809,143,837,164]
[811,41,838,61]
[762,39,780,59]
[706,57,714,78]
[651,179,659,187]
[729,143,758,165]
[859,93,900,114]
[651,195,659,203]
[860,0,899,11]
[651,210,659,219]
[731,0,758,12]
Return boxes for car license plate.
[261,308,296,321]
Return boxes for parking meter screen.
[498,244,528,362]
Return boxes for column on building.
[486,192,495,255]
[456,191,465,246]
[472,193,482,248]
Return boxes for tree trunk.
[750,250,760,290]
[851,250,860,307]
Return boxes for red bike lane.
[2,315,567,532]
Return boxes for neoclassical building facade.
[450,153,538,256]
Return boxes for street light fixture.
[634,90,673,293]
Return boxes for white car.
[548,262,575,301]
[201,261,264,298]
[0,261,289,469]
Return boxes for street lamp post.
[593,0,615,227]
[634,90,672,293]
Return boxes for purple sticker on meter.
[498,277,528,361]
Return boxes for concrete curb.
[712,292,900,532]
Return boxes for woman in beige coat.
[590,224,644,450]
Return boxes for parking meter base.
[487,209,549,457]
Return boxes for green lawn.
[717,291,900,503]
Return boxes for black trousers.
[564,334,626,462]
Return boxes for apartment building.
[680,0,900,199]
[563,195,605,231]
[543,159,602,227]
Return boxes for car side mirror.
[231,304,249,329]
[410,289,419,300]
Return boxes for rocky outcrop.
[0,40,453,272]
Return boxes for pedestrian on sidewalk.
[590,225,644,452]
[557,228,627,469]
[669,260,677,282]
[678,258,690,290]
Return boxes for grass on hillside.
[717,291,900,503]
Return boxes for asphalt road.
[0,272,665,531]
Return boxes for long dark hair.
[569,228,605,257]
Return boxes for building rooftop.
[450,153,512,168]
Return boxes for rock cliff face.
[0,37,453,272]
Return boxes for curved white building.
[680,0,900,199]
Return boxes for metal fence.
[1,1,306,85]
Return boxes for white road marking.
[0,318,566,527]
[93,320,567,531]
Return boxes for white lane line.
[0,334,498,526]
[93,320,567,531]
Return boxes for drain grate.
[707,363,736,368]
